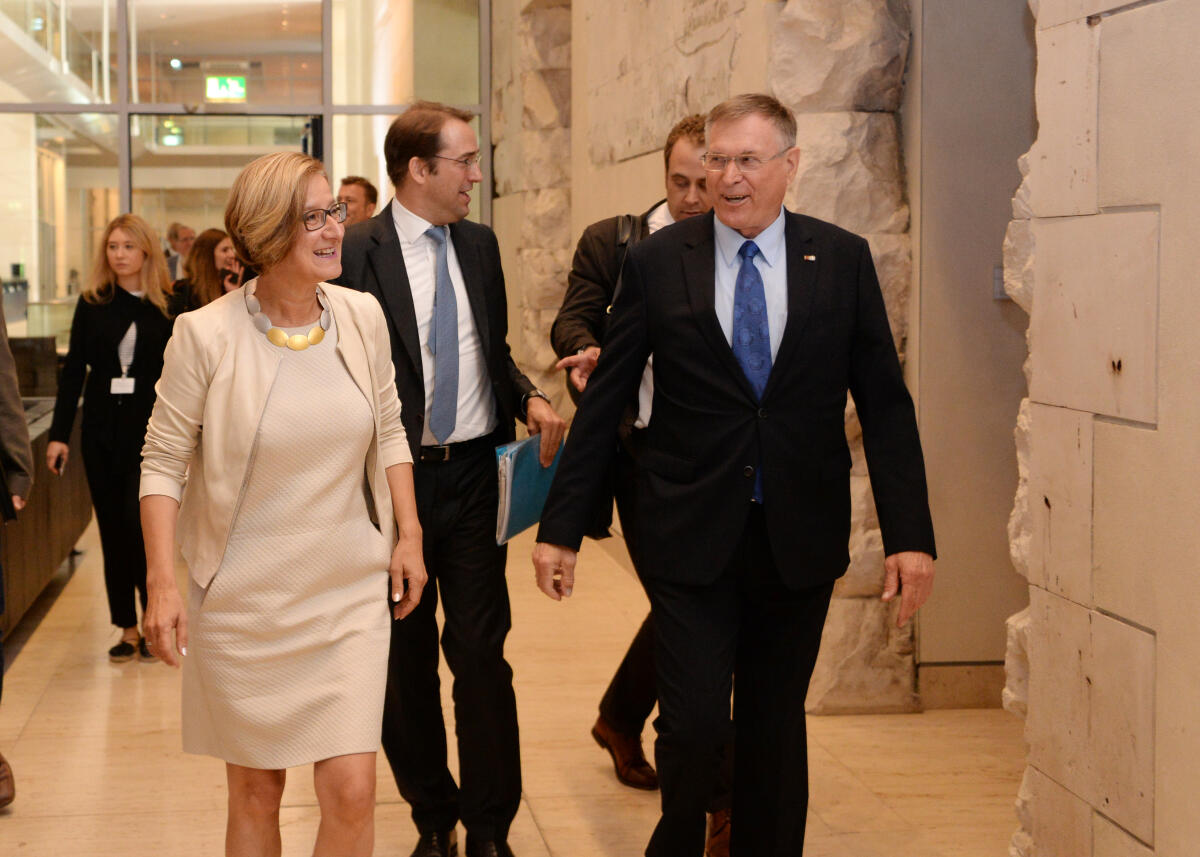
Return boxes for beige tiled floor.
[0,522,1024,855]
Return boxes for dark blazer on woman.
[50,289,175,460]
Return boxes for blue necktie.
[425,226,458,444]
[732,240,771,502]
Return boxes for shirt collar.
[714,206,786,269]
[645,201,675,234]
[391,197,442,246]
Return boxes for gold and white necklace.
[244,281,331,351]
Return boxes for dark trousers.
[642,506,834,857]
[381,442,521,843]
[82,438,147,629]
[603,444,734,812]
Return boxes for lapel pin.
[803,254,817,262]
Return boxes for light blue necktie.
[732,240,771,502]
[425,226,458,444]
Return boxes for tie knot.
[738,240,760,261]
[425,225,447,246]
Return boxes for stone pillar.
[492,0,572,403]
[1000,0,1200,853]
[769,0,919,714]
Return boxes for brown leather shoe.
[591,715,658,790]
[0,751,14,809]
[705,808,731,857]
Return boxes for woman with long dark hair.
[47,213,175,662]
[171,227,245,313]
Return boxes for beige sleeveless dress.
[181,317,393,769]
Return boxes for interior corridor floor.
[1,522,1024,855]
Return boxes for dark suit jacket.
[538,210,936,589]
[550,202,658,359]
[49,290,175,462]
[336,207,536,460]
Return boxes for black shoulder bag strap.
[604,213,643,332]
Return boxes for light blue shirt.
[713,207,788,361]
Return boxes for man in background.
[338,175,379,226]
[550,114,734,857]
[165,222,195,280]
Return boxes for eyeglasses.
[432,153,482,169]
[701,148,791,174]
[302,201,348,231]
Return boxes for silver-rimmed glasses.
[700,148,791,174]
[432,152,482,169]
[302,202,349,231]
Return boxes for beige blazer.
[140,281,411,589]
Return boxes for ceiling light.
[169,58,182,70]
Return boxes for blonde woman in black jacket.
[47,213,175,662]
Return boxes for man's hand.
[46,441,69,475]
[525,396,567,467]
[556,346,601,393]
[533,542,577,600]
[881,551,935,628]
[11,495,25,512]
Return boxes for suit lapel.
[681,218,759,402]
[449,222,492,358]
[763,212,818,399]
[365,212,423,378]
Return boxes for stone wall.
[492,0,573,403]
[1003,0,1200,853]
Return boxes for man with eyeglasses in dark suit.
[338,100,566,857]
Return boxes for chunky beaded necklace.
[244,280,331,351]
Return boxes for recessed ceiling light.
[169,58,182,70]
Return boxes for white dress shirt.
[391,198,497,445]
[713,206,788,361]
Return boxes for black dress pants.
[82,436,147,629]
[642,506,834,857]
[381,441,521,843]
[603,444,734,812]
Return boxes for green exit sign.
[206,76,246,102]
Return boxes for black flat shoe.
[108,639,137,663]
[138,637,157,663]
[410,829,458,857]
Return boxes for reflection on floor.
[0,522,1023,855]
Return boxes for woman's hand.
[46,441,69,475]
[389,532,427,621]
[144,573,188,667]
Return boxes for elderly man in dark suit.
[338,101,565,857]
[533,93,936,857]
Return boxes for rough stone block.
[1003,218,1034,314]
[1012,152,1035,220]
[806,596,918,714]
[1026,20,1099,217]
[518,6,571,71]
[1026,767,1094,857]
[1008,399,1032,582]
[517,247,572,311]
[834,475,884,598]
[1002,605,1032,719]
[1027,404,1092,606]
[494,129,571,195]
[518,188,571,251]
[785,112,908,235]
[768,0,910,112]
[521,69,571,131]
[864,232,911,348]
[1029,211,1158,423]
[585,0,745,163]
[1094,814,1155,857]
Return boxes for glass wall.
[0,0,487,343]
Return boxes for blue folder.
[495,435,565,545]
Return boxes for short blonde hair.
[225,152,327,273]
[85,213,173,316]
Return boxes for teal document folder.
[495,435,565,545]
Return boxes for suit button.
[743,465,755,478]
[757,407,767,418]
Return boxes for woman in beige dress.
[141,152,426,857]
